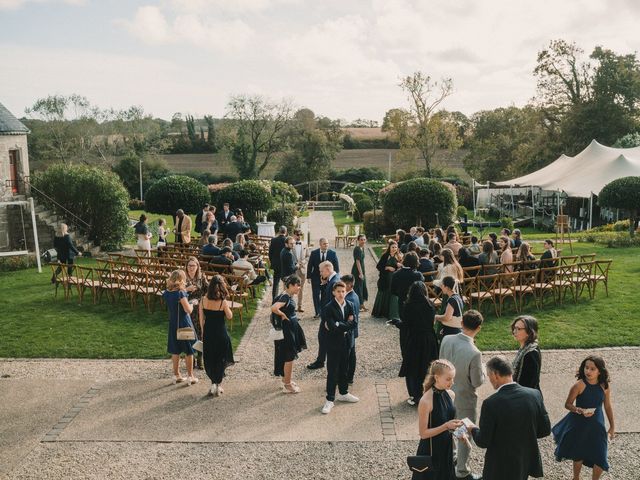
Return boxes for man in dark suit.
[470,356,551,480]
[307,260,339,370]
[224,215,244,242]
[306,237,340,318]
[417,248,435,274]
[210,247,234,266]
[341,274,360,385]
[201,235,220,257]
[195,204,209,235]
[320,280,358,415]
[269,226,288,298]
[216,203,234,237]
[280,236,297,280]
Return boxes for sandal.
[283,383,301,394]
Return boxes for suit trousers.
[271,268,281,298]
[347,342,356,383]
[316,323,328,365]
[326,343,351,401]
[296,268,306,307]
[310,279,322,316]
[405,376,423,402]
[455,407,477,478]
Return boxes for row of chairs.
[459,253,597,277]
[425,259,611,317]
[335,224,363,248]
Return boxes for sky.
[1,0,640,122]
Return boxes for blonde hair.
[167,269,186,291]
[55,223,68,237]
[423,359,455,393]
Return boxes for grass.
[0,258,263,358]
[128,209,198,245]
[370,242,639,350]
[332,209,358,231]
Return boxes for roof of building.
[0,102,29,135]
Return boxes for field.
[0,258,263,358]
[159,148,469,181]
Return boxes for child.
[552,355,615,480]
[340,274,359,385]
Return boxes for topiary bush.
[218,180,274,225]
[267,204,298,231]
[341,180,390,200]
[362,209,396,238]
[599,176,640,237]
[456,206,468,219]
[355,196,374,221]
[265,180,300,203]
[499,217,514,231]
[32,164,130,250]
[145,175,210,215]
[382,178,457,229]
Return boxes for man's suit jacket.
[292,241,309,274]
[439,333,485,413]
[216,209,234,234]
[472,383,551,480]
[306,248,340,282]
[195,210,207,234]
[280,248,297,278]
[175,215,192,244]
[201,244,221,257]
[321,298,356,349]
[225,221,244,241]
[268,235,287,272]
[345,289,360,342]
[320,272,339,312]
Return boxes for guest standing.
[435,276,464,339]
[195,204,209,235]
[307,261,339,370]
[399,281,438,406]
[157,218,167,246]
[271,275,307,393]
[185,257,208,370]
[134,214,152,256]
[511,315,542,391]
[371,241,402,319]
[292,229,309,313]
[280,236,297,281]
[552,355,615,480]
[216,202,234,237]
[174,209,192,244]
[341,275,360,385]
[52,223,81,282]
[198,275,234,397]
[268,226,288,298]
[439,310,485,480]
[351,234,368,311]
[163,270,198,385]
[306,237,340,318]
[412,359,462,480]
[469,356,551,480]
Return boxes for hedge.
[145,175,210,215]
[382,178,457,229]
[217,180,274,226]
[599,176,640,236]
[268,204,298,231]
[363,209,396,238]
[355,196,374,222]
[32,164,130,250]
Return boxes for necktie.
[321,251,325,263]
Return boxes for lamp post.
[139,157,144,201]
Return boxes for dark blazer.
[216,209,234,229]
[516,348,542,391]
[269,235,287,272]
[418,257,435,274]
[225,221,245,241]
[306,248,340,282]
[209,255,233,266]
[390,268,424,309]
[195,210,207,233]
[54,234,79,261]
[321,298,356,349]
[320,272,339,311]
[280,248,297,278]
[472,383,551,480]
[201,244,220,257]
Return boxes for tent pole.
[510,186,515,218]
[531,187,535,228]
[589,192,593,230]
[557,191,560,217]
[472,178,476,217]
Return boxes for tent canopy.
[493,140,640,197]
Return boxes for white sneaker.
[209,384,218,396]
[407,397,416,406]
[321,400,334,414]
[336,393,359,403]
[187,376,199,385]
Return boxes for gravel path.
[3,211,639,479]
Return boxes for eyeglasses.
[512,326,526,333]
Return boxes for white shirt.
[294,241,304,265]
[496,381,517,393]
[232,258,257,281]
[320,250,327,262]
[336,299,346,324]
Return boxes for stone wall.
[0,134,30,200]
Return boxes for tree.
[204,115,218,152]
[112,153,171,199]
[388,72,461,177]
[599,177,640,237]
[382,178,457,228]
[224,94,294,179]
[614,132,640,148]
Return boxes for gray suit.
[440,333,485,478]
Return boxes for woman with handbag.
[185,257,208,370]
[270,275,307,393]
[163,270,198,385]
[411,359,462,480]
[199,275,234,397]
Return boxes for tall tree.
[225,94,294,179]
[204,115,217,152]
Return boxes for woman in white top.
[499,236,514,272]
[157,219,167,246]
[134,214,152,256]
[434,248,464,287]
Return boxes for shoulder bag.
[176,294,196,341]
[406,412,435,473]
[268,294,287,341]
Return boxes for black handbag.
[407,413,435,474]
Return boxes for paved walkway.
[1,211,639,479]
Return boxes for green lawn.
[0,258,262,358]
[332,209,358,231]
[129,210,198,245]
[371,243,639,350]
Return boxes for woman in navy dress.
[271,275,307,393]
[198,275,235,397]
[413,359,462,480]
[552,355,615,480]
[163,270,197,385]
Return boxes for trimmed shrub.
[267,204,298,231]
[145,175,210,215]
[32,164,129,250]
[0,254,38,272]
[363,209,396,238]
[576,231,640,248]
[266,180,300,203]
[382,178,457,229]
[355,196,374,221]
[599,176,640,237]
[341,180,390,200]
[331,167,386,183]
[218,180,274,225]
[456,206,468,219]
[455,183,473,209]
[208,182,233,206]
[499,217,514,231]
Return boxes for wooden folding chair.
[569,261,594,301]
[74,265,100,305]
[513,269,539,310]
[589,260,612,298]
[534,266,558,307]
[495,271,520,315]
[334,224,349,248]
[469,274,499,317]
[462,265,481,278]
[560,255,579,266]
[551,265,576,304]
[346,224,361,247]
[579,253,597,263]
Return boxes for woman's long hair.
[517,242,534,261]
[185,256,203,280]
[442,248,464,281]
[167,269,186,291]
[406,280,430,304]
[55,223,68,237]
[423,359,455,392]
[576,355,610,389]
[206,274,229,300]
[384,240,397,256]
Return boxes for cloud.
[0,0,84,10]
[119,5,254,51]
[168,0,300,14]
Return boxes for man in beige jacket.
[174,209,192,244]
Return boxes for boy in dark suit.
[306,237,340,318]
[320,281,358,414]
[341,274,360,385]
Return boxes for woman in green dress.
[372,241,403,318]
[351,234,369,311]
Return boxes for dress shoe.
[306,361,324,370]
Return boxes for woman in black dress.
[399,281,438,406]
[270,275,307,393]
[198,275,235,397]
[414,359,462,480]
[185,256,208,369]
[511,315,542,391]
